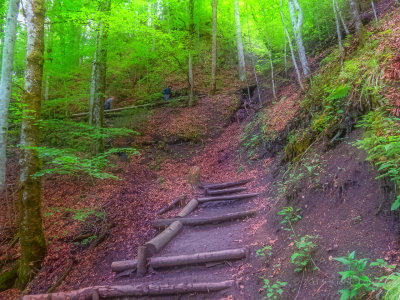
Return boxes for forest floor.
[2,5,400,299]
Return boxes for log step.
[153,209,257,228]
[197,193,260,203]
[177,199,199,217]
[201,178,253,190]
[22,280,236,299]
[206,187,248,196]
[111,248,247,273]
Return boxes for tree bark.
[197,193,259,203]
[206,187,248,196]
[16,0,47,289]
[136,245,148,277]
[188,0,195,106]
[371,0,378,22]
[210,0,218,95]
[234,0,246,81]
[177,199,199,217]
[0,0,20,196]
[335,0,350,35]
[22,281,235,299]
[153,209,257,228]
[157,195,187,215]
[287,0,309,77]
[201,178,253,190]
[333,0,343,52]
[348,0,362,33]
[280,4,304,90]
[145,221,183,255]
[89,0,111,155]
[111,248,247,273]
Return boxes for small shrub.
[261,278,288,300]
[291,235,319,272]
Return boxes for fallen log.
[206,187,248,196]
[157,195,187,215]
[111,248,246,273]
[136,245,148,277]
[177,199,198,217]
[145,221,183,255]
[201,178,253,190]
[22,280,235,299]
[153,209,257,228]
[197,193,259,204]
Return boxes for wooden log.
[177,199,198,217]
[153,209,257,228]
[157,195,187,215]
[111,248,246,273]
[22,280,235,299]
[145,221,183,255]
[136,245,148,277]
[206,187,248,196]
[201,178,253,190]
[197,193,259,203]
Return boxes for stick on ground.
[111,248,247,273]
[157,195,187,215]
[206,187,248,196]
[197,193,259,203]
[145,221,183,255]
[22,280,235,299]
[177,199,198,217]
[153,209,257,228]
[201,178,253,190]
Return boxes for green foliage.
[261,278,288,300]
[356,110,400,210]
[333,251,396,300]
[256,245,273,265]
[277,206,302,231]
[291,235,319,272]
[382,274,400,300]
[28,146,139,179]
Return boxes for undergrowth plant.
[277,206,302,232]
[334,251,396,300]
[256,245,273,265]
[261,278,288,300]
[291,235,319,272]
[356,110,400,210]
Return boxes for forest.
[1,0,400,299]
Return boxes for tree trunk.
[177,199,199,217]
[16,0,46,289]
[89,0,111,155]
[287,0,310,77]
[371,0,378,22]
[153,209,257,228]
[197,193,259,203]
[335,0,350,35]
[234,0,246,81]
[201,178,252,190]
[0,0,20,196]
[210,0,217,95]
[280,4,304,90]
[145,221,183,255]
[188,0,195,106]
[333,0,343,52]
[206,187,248,196]
[348,0,362,33]
[111,248,247,272]
[22,281,235,299]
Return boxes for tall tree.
[333,0,343,52]
[335,0,350,36]
[287,0,309,77]
[234,0,246,81]
[348,0,362,33]
[188,0,195,106]
[210,0,218,95]
[16,0,46,288]
[280,0,303,90]
[0,0,20,196]
[89,0,111,155]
